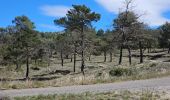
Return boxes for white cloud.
[39,24,64,31]
[40,5,70,17]
[95,0,170,26]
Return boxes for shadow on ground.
[0,75,61,82]
[34,70,71,77]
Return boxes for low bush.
[109,67,133,77]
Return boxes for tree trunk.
[34,58,39,68]
[66,55,69,59]
[26,49,29,79]
[148,47,150,53]
[15,62,19,70]
[89,54,91,61]
[73,45,76,72]
[147,42,150,53]
[109,51,112,62]
[81,50,85,74]
[139,41,143,63]
[50,49,53,58]
[168,47,170,53]
[60,50,63,67]
[119,45,123,65]
[15,57,20,70]
[128,47,131,65]
[104,51,106,62]
[70,55,73,62]
[48,51,51,66]
[81,26,85,74]
[48,57,50,67]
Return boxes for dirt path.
[0,76,170,97]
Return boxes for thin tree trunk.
[119,45,123,65]
[89,54,91,61]
[48,56,50,66]
[81,26,85,74]
[128,47,131,65]
[147,42,150,53]
[34,58,38,68]
[47,50,51,66]
[15,62,19,70]
[104,51,106,62]
[139,41,143,63]
[61,50,63,67]
[26,48,29,79]
[148,47,150,53]
[81,50,85,74]
[50,49,53,58]
[70,55,73,62]
[73,45,76,72]
[66,55,69,59]
[15,57,20,70]
[110,51,112,62]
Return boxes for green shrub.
[149,62,157,67]
[11,84,17,89]
[109,68,133,77]
[96,72,102,77]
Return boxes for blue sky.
[0,0,170,32]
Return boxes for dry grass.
[14,90,170,100]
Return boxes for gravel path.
[0,76,170,97]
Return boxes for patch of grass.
[14,90,169,100]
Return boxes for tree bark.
[89,54,91,61]
[48,57,50,67]
[148,47,150,53]
[147,42,150,53]
[50,49,53,58]
[66,55,69,59]
[81,26,85,74]
[15,62,19,70]
[119,45,123,65]
[60,50,63,67]
[73,45,77,72]
[104,51,106,62]
[168,46,170,53]
[70,55,73,62]
[81,50,85,74]
[48,51,51,66]
[109,51,112,62]
[128,47,131,65]
[139,41,143,63]
[26,48,29,79]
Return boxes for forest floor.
[0,49,170,90]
